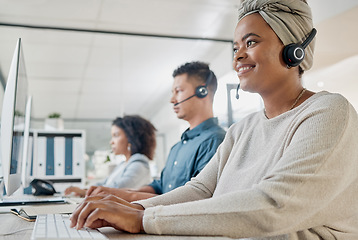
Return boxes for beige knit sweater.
[138,91,358,240]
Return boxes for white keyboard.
[31,214,108,240]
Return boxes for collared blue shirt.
[149,117,225,194]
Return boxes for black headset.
[235,29,317,101]
[282,28,317,68]
[174,70,214,106]
[195,71,213,98]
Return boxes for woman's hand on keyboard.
[78,194,141,210]
[85,186,133,200]
[70,194,144,233]
[65,186,87,197]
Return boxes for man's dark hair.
[112,115,157,160]
[172,61,218,97]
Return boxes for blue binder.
[65,137,73,175]
[46,137,55,175]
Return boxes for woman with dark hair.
[65,115,156,197]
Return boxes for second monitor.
[0,38,29,196]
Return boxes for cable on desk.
[0,228,33,236]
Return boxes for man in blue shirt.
[86,61,226,201]
[150,117,224,194]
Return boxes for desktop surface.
[0,212,234,240]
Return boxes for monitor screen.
[0,38,29,196]
[21,95,32,188]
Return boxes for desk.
[0,212,233,240]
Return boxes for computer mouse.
[30,179,57,196]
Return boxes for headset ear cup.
[195,86,208,98]
[283,43,305,67]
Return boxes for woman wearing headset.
[70,0,358,239]
[65,115,156,197]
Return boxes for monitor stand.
[0,177,4,201]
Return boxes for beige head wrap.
[238,0,315,71]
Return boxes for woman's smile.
[235,64,256,77]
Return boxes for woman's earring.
[127,145,131,152]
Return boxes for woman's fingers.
[76,201,102,229]
[70,198,144,233]
[85,186,98,196]
[70,195,105,227]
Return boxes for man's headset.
[235,28,317,99]
[174,71,214,106]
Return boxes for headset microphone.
[174,94,196,106]
[283,28,317,68]
[236,83,240,99]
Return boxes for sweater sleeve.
[141,95,358,238]
[105,158,150,189]
[137,129,233,208]
[137,152,218,208]
[191,136,225,177]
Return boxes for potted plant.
[44,112,64,130]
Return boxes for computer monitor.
[21,95,33,189]
[0,38,29,196]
